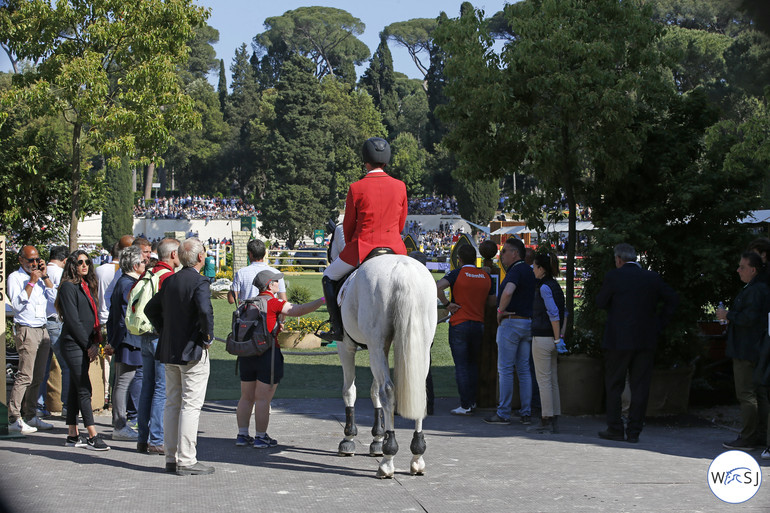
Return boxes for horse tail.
[391,264,431,420]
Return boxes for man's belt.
[500,313,530,320]
[15,323,46,329]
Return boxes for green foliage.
[435,0,671,322]
[383,18,437,78]
[255,7,370,80]
[389,132,427,196]
[287,284,312,305]
[360,35,399,135]
[0,0,209,248]
[453,177,498,226]
[101,157,133,248]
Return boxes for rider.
[318,137,408,342]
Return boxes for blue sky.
[0,1,509,82]
[202,0,509,83]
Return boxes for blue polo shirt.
[498,260,535,317]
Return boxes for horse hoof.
[376,468,394,479]
[338,440,356,456]
[369,441,383,456]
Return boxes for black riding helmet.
[361,137,391,167]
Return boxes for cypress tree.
[218,58,227,113]
[102,157,134,249]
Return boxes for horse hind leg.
[369,380,384,456]
[409,419,426,476]
[370,348,398,478]
[338,406,357,456]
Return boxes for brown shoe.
[148,444,165,455]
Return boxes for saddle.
[334,247,395,349]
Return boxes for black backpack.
[225,296,277,357]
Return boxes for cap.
[253,270,284,291]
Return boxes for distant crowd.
[133,196,259,220]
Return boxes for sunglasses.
[77,259,91,266]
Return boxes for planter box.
[278,331,322,350]
[645,365,694,416]
[557,354,604,415]
[46,354,105,413]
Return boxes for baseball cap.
[253,270,283,291]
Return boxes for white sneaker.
[450,405,474,416]
[25,416,53,430]
[761,447,770,460]
[112,426,139,441]
[8,418,37,434]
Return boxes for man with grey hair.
[145,237,215,475]
[596,243,678,443]
[136,238,180,455]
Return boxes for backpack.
[226,296,278,357]
[125,268,171,336]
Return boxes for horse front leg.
[369,380,385,456]
[409,418,426,475]
[338,340,358,456]
[370,348,397,478]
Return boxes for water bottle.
[717,301,728,325]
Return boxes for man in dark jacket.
[145,237,214,476]
[717,252,770,450]
[596,243,678,443]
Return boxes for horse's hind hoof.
[338,440,356,456]
[376,469,394,479]
[369,441,383,456]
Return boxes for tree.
[382,18,437,79]
[389,132,427,196]
[0,0,209,250]
[435,0,671,324]
[259,55,334,248]
[360,35,399,134]
[454,178,498,226]
[101,157,133,248]
[217,59,227,113]
[0,73,95,245]
[255,7,370,80]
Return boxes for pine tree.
[102,157,134,248]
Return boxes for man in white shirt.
[228,239,287,304]
[7,246,56,433]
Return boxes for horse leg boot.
[377,430,398,479]
[319,276,342,343]
[409,419,427,475]
[369,407,385,456]
[338,406,357,456]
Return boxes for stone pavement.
[1,398,768,512]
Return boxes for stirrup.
[314,320,338,346]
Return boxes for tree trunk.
[68,122,83,252]
[143,161,155,201]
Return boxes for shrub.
[288,284,312,304]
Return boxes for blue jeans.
[496,318,532,419]
[138,335,165,446]
[448,321,483,409]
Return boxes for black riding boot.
[318,276,343,342]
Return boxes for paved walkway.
[1,398,768,512]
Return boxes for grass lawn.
[206,273,457,401]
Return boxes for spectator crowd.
[133,196,259,220]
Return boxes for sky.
[201,0,509,84]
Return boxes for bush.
[288,284,312,304]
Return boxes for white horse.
[329,228,437,478]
